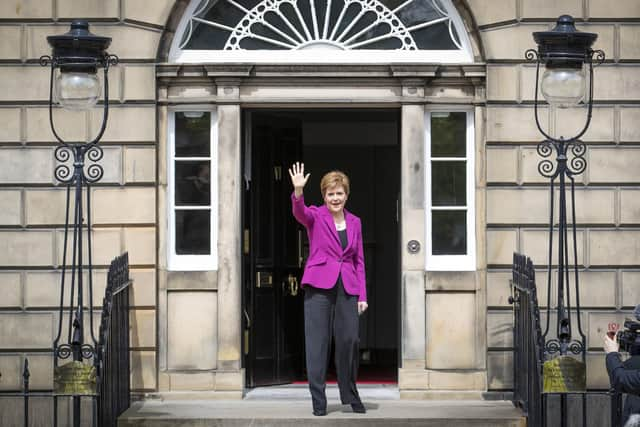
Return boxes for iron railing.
[0,253,131,427]
[97,252,132,426]
[510,252,623,427]
[510,252,544,426]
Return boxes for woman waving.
[289,162,367,416]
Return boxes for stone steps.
[118,389,526,427]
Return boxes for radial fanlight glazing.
[171,0,472,62]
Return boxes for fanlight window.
[170,0,472,62]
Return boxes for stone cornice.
[156,63,486,81]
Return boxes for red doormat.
[292,366,397,385]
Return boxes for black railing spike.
[22,358,30,392]
[23,357,30,427]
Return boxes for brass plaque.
[543,356,586,393]
[54,361,97,395]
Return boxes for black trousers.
[303,278,361,411]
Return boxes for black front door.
[244,111,306,387]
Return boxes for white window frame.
[424,107,475,271]
[167,107,219,271]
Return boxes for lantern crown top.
[553,15,580,33]
[532,15,597,68]
[47,20,112,60]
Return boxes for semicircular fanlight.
[180,0,464,51]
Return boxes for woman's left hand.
[358,301,368,315]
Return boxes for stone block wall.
[1,0,639,410]
[0,0,174,405]
[466,0,640,392]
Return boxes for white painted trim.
[171,49,473,63]
[439,0,474,60]
[424,108,476,272]
[169,0,202,63]
[167,107,219,271]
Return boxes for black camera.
[617,319,640,354]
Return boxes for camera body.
[617,319,640,354]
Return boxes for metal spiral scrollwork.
[544,339,583,357]
[56,344,73,359]
[54,145,106,184]
[593,49,605,66]
[105,54,119,68]
[85,145,104,183]
[537,140,557,178]
[54,146,75,184]
[567,340,584,355]
[545,339,561,356]
[525,48,538,62]
[537,139,588,179]
[567,140,587,176]
[39,55,52,66]
[81,344,96,359]
[55,344,96,360]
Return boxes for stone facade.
[0,0,638,415]
[476,0,640,393]
[0,1,164,403]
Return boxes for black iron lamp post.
[40,20,118,427]
[526,13,604,381]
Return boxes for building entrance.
[242,109,400,388]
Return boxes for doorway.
[242,109,400,388]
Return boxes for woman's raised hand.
[289,162,310,197]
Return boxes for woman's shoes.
[313,403,365,415]
[351,401,366,413]
[312,408,327,416]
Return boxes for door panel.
[245,111,305,387]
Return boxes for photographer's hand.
[603,333,620,354]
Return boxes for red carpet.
[292,366,397,385]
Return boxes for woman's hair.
[320,170,350,196]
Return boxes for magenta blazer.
[291,193,367,302]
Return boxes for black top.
[338,228,348,250]
[333,228,349,292]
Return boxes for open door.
[243,108,400,387]
[244,111,305,387]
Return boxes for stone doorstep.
[118,398,525,427]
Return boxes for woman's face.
[323,184,348,215]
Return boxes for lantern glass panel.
[55,71,101,110]
[540,66,586,107]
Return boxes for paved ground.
[119,385,525,427]
[244,383,401,400]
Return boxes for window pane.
[175,161,211,206]
[431,112,466,157]
[432,210,466,255]
[175,112,210,157]
[411,22,459,50]
[432,161,466,206]
[176,210,211,255]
